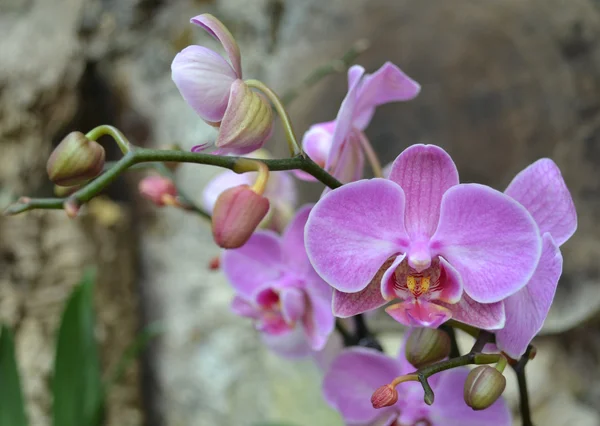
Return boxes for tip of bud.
[47,132,106,186]
[208,255,221,270]
[405,328,451,369]
[464,366,506,411]
[64,198,81,218]
[211,185,270,249]
[371,384,398,409]
[138,175,178,207]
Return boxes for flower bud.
[371,384,398,409]
[405,328,451,368]
[54,184,84,197]
[464,366,506,410]
[211,185,270,248]
[47,132,105,186]
[138,175,178,206]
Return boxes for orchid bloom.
[171,14,272,154]
[222,206,334,357]
[323,346,511,426]
[305,144,542,329]
[495,159,577,358]
[203,151,297,232]
[296,62,420,183]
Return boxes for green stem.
[4,149,342,215]
[513,346,534,426]
[415,352,502,405]
[86,125,132,155]
[244,79,303,157]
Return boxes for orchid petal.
[431,184,542,303]
[325,66,365,169]
[323,348,402,424]
[496,234,562,358]
[171,45,237,122]
[280,288,305,324]
[381,255,408,300]
[261,326,312,359]
[305,179,409,293]
[435,257,464,303]
[385,300,452,328]
[332,283,388,318]
[354,62,421,129]
[191,14,242,78]
[216,80,273,152]
[303,287,335,351]
[281,205,313,271]
[443,294,505,330]
[300,121,336,176]
[327,130,365,185]
[230,296,259,319]
[430,369,511,426]
[221,231,283,298]
[505,158,577,246]
[389,144,459,240]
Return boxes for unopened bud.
[405,328,451,368]
[47,132,105,186]
[212,185,269,248]
[208,256,221,270]
[138,175,178,206]
[371,384,398,409]
[64,198,81,218]
[464,366,506,410]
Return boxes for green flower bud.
[405,328,451,368]
[464,365,506,410]
[47,131,105,186]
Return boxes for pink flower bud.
[47,132,105,186]
[371,384,398,409]
[138,176,178,206]
[211,185,269,248]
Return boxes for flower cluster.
[30,12,578,426]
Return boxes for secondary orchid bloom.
[495,159,577,358]
[171,14,272,154]
[305,144,542,329]
[202,151,297,232]
[222,206,334,357]
[323,346,511,426]
[296,62,420,183]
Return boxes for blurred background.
[1,0,600,425]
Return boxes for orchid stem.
[513,346,534,426]
[244,79,303,157]
[86,125,132,155]
[357,131,383,178]
[439,324,460,358]
[4,148,342,216]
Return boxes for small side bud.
[138,176,178,206]
[47,132,105,186]
[212,185,269,249]
[64,198,81,218]
[464,365,506,410]
[371,384,398,409]
[405,328,451,368]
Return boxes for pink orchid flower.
[495,159,577,358]
[323,345,511,426]
[222,206,334,357]
[171,15,272,154]
[296,62,420,183]
[305,144,542,329]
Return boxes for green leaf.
[52,269,103,426]
[0,325,28,426]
